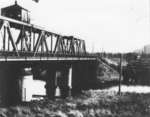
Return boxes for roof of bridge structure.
[1,1,30,12]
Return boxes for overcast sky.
[0,0,150,53]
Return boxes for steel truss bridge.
[0,15,96,61]
[0,15,98,105]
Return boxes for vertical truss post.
[43,34,49,53]
[8,34,10,51]
[3,26,6,51]
[41,35,44,53]
[29,28,32,51]
[33,32,35,51]
[21,29,23,51]
[51,34,53,53]
[83,40,86,54]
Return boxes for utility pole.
[118,53,122,95]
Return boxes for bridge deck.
[0,57,96,61]
[0,51,96,61]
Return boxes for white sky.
[0,0,150,53]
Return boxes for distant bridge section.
[0,16,95,61]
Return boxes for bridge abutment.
[72,61,98,95]
[0,62,22,105]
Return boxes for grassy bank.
[0,89,150,117]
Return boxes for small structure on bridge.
[1,1,30,23]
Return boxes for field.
[0,86,150,117]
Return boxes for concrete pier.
[68,66,72,97]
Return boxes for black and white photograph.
[0,0,150,117]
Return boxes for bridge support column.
[45,69,55,100]
[46,63,73,99]
[54,68,68,98]
[68,65,72,97]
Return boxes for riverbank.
[0,86,150,117]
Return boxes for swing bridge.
[0,4,97,105]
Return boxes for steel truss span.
[0,16,95,61]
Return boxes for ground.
[0,86,150,117]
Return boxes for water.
[108,85,150,94]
